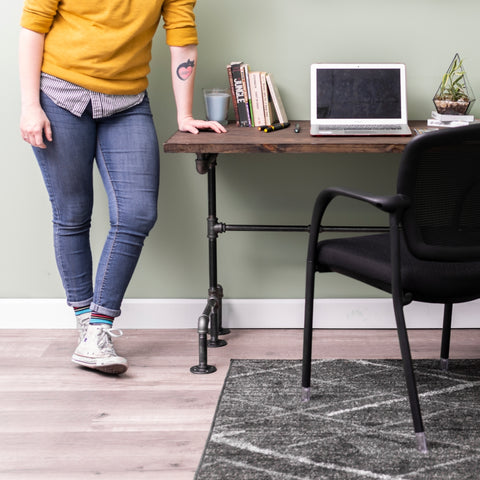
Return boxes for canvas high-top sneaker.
[72,323,128,374]
[76,312,91,344]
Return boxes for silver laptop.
[310,63,411,136]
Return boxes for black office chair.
[301,123,480,453]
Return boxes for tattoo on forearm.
[176,59,195,81]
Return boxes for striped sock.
[73,306,91,317]
[90,312,114,327]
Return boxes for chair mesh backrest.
[397,123,480,261]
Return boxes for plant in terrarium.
[433,53,475,115]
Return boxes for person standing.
[19,0,225,374]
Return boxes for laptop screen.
[311,64,407,125]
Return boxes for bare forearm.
[19,27,52,148]
[169,45,226,134]
[170,44,197,126]
[19,28,45,109]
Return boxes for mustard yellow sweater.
[21,0,198,95]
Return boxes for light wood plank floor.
[1,328,479,479]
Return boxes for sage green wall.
[3,1,480,300]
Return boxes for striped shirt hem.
[40,73,145,119]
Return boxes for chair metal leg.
[440,303,453,371]
[392,294,428,452]
[416,432,428,454]
[301,262,316,401]
[389,215,427,452]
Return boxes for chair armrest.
[306,187,410,263]
[323,187,410,214]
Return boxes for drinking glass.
[203,88,230,126]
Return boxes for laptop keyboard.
[321,125,403,131]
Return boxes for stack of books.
[227,61,288,127]
[427,111,475,128]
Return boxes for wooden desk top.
[163,120,427,155]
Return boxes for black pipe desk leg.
[207,287,227,348]
[206,158,227,347]
[190,300,217,374]
[210,284,230,336]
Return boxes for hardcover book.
[260,72,274,125]
[242,63,253,126]
[230,62,250,127]
[227,63,240,126]
[249,71,266,127]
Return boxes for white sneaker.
[72,324,128,374]
[76,312,91,343]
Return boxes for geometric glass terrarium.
[433,53,476,115]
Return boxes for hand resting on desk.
[178,116,227,134]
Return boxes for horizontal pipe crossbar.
[221,224,389,233]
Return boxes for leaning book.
[266,73,288,124]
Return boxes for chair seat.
[317,233,480,303]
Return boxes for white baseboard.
[1,298,479,329]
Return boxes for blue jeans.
[33,91,160,318]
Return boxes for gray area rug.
[195,359,480,479]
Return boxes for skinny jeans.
[33,91,160,318]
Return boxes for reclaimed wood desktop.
[163,120,425,373]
